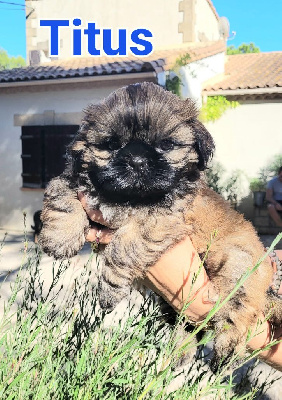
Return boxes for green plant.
[165,75,181,96]
[165,53,191,97]
[249,178,266,192]
[200,96,239,123]
[206,161,226,195]
[262,154,282,179]
[250,153,282,192]
[0,48,25,70]
[1,230,282,399]
[206,162,247,208]
[227,42,260,55]
[174,53,191,68]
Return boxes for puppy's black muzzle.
[89,140,176,205]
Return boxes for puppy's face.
[72,83,214,205]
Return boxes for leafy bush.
[200,96,239,123]
[227,43,260,55]
[165,53,191,97]
[250,153,282,192]
[206,162,248,208]
[205,161,226,195]
[0,48,25,70]
[249,178,266,192]
[165,75,181,97]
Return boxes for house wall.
[180,51,225,106]
[26,0,221,62]
[195,0,220,42]
[26,0,183,60]
[0,82,129,232]
[205,99,282,218]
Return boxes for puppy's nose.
[130,156,147,169]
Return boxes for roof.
[0,41,225,84]
[203,52,282,93]
[0,59,163,83]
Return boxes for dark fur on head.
[68,82,214,206]
[39,82,282,373]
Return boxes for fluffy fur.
[39,82,282,371]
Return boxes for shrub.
[200,96,239,123]
[249,153,282,192]
[249,178,266,192]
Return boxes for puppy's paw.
[210,354,224,374]
[210,330,238,373]
[173,328,198,368]
[39,202,89,259]
[98,279,129,312]
[39,226,86,259]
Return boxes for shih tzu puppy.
[39,82,282,371]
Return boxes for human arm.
[78,193,282,370]
[145,237,282,371]
[266,187,276,205]
[146,240,282,372]
[266,187,282,211]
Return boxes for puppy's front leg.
[208,248,268,372]
[99,215,189,311]
[39,177,89,259]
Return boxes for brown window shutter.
[21,125,79,188]
[44,125,78,186]
[21,126,42,188]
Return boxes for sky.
[212,0,282,52]
[0,0,281,60]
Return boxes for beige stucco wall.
[180,52,225,106]
[205,99,282,217]
[0,82,136,232]
[26,0,221,61]
[205,100,282,178]
[26,0,183,60]
[195,0,220,42]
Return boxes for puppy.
[39,82,282,371]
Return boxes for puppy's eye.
[97,139,120,151]
[158,139,175,152]
[107,140,120,151]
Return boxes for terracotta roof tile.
[47,41,225,71]
[203,52,282,92]
[0,41,225,83]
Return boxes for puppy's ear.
[191,118,215,171]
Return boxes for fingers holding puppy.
[78,192,114,244]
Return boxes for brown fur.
[39,82,281,372]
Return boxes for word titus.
[40,19,153,57]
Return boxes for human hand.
[144,237,218,323]
[78,192,114,244]
[78,194,282,370]
[78,193,216,321]
[146,241,282,371]
[276,202,282,211]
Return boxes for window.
[21,125,79,188]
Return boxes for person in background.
[266,166,282,227]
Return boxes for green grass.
[0,232,282,399]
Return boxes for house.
[202,52,282,230]
[0,0,227,232]
[25,0,222,61]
